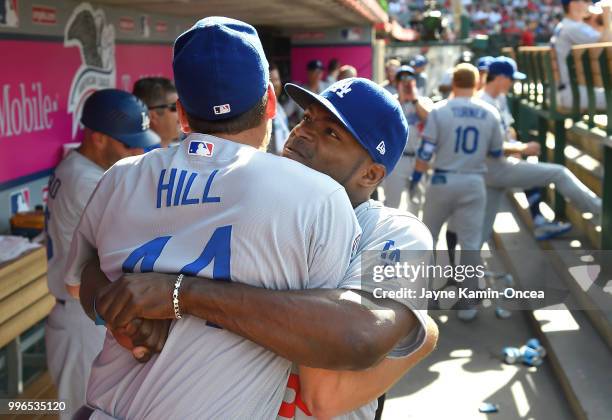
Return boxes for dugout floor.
[382,305,573,420]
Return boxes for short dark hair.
[486,73,496,84]
[328,58,340,72]
[133,77,176,109]
[562,4,569,14]
[185,93,268,135]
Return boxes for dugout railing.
[508,43,612,251]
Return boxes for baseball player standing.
[64,17,360,420]
[413,63,504,320]
[384,65,433,214]
[45,89,159,419]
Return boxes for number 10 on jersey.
[454,126,479,154]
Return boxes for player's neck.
[77,142,108,170]
[566,12,583,22]
[484,84,499,98]
[453,88,475,98]
[208,122,269,150]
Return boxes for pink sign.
[290,45,372,85]
[0,40,172,185]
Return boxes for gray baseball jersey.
[46,150,104,300]
[64,133,361,420]
[279,200,433,420]
[551,17,600,89]
[478,91,513,139]
[421,97,504,173]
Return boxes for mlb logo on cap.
[213,104,231,115]
[188,140,215,157]
[10,188,31,214]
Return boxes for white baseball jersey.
[46,150,104,300]
[64,133,361,420]
[422,97,504,173]
[279,200,433,420]
[551,18,600,89]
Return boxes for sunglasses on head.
[149,102,177,112]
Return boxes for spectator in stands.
[268,63,290,155]
[132,77,179,147]
[337,64,357,80]
[551,0,611,110]
[521,20,537,45]
[410,54,429,95]
[382,58,401,95]
[326,58,340,84]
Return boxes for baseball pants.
[423,172,485,308]
[480,157,602,243]
[558,85,606,111]
[45,298,106,420]
[383,155,423,215]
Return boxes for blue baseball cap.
[411,55,428,68]
[307,60,324,71]
[488,56,526,80]
[285,78,409,175]
[81,89,160,149]
[173,17,269,121]
[395,65,416,81]
[477,56,494,71]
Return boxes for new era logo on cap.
[188,140,214,157]
[376,141,386,155]
[213,104,231,115]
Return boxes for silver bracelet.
[173,274,184,319]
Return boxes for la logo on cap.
[141,112,150,131]
[376,141,386,155]
[213,104,231,115]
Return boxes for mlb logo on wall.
[10,188,30,215]
[188,140,214,157]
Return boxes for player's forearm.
[182,278,409,370]
[79,256,111,321]
[300,318,439,419]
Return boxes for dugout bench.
[0,247,56,409]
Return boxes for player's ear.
[148,109,159,126]
[90,131,108,150]
[264,83,277,120]
[360,161,386,188]
[176,100,191,133]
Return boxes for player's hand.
[109,319,171,363]
[522,141,541,157]
[95,273,176,329]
